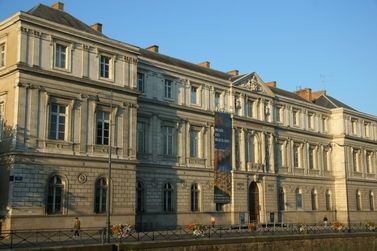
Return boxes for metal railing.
[0,223,376,249]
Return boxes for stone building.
[0,2,376,231]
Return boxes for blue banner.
[214,112,232,203]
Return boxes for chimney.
[295,88,312,101]
[265,81,277,88]
[227,70,239,76]
[146,45,159,53]
[51,2,64,11]
[91,23,102,33]
[198,61,210,68]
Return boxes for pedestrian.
[323,216,328,227]
[73,217,81,237]
[210,216,216,228]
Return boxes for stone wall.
[25,233,377,251]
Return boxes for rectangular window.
[55,44,67,68]
[191,86,197,105]
[215,92,220,110]
[96,111,109,145]
[48,103,66,140]
[353,150,359,172]
[322,117,327,131]
[296,192,302,209]
[308,113,314,129]
[137,122,146,153]
[293,110,299,126]
[100,55,110,78]
[246,100,253,118]
[0,43,5,67]
[164,79,172,99]
[309,147,315,169]
[323,150,329,171]
[276,107,281,122]
[137,72,145,93]
[351,119,358,134]
[163,126,174,155]
[366,152,372,173]
[190,129,198,158]
[293,145,299,167]
[246,135,254,163]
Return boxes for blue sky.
[1,0,376,116]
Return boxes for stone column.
[240,128,246,171]
[82,44,90,78]
[185,121,190,165]
[37,88,48,149]
[177,120,185,165]
[231,127,236,170]
[128,104,137,159]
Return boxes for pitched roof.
[314,94,356,111]
[139,49,232,81]
[269,86,310,103]
[27,4,105,37]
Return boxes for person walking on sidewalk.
[73,217,81,237]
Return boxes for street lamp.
[97,91,113,243]
[106,90,113,243]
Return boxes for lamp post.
[106,90,113,243]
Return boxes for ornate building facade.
[0,2,376,231]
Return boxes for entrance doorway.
[248,182,259,223]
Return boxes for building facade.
[0,2,377,231]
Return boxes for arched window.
[311,189,318,210]
[163,183,174,212]
[136,181,144,213]
[278,187,285,211]
[369,191,375,211]
[191,183,199,212]
[296,188,302,209]
[356,190,362,211]
[47,175,64,214]
[94,177,107,213]
[325,190,332,211]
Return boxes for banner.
[214,112,232,203]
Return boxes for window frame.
[163,183,174,212]
[136,181,145,213]
[94,177,108,214]
[48,102,67,141]
[164,79,173,99]
[137,122,146,154]
[296,188,303,210]
[311,189,318,211]
[191,86,198,105]
[325,190,332,211]
[356,190,362,211]
[370,191,375,211]
[96,110,110,145]
[0,42,5,68]
[137,72,145,93]
[98,52,114,80]
[46,175,64,215]
[190,128,199,158]
[191,183,200,212]
[162,125,174,156]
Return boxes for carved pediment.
[232,72,274,97]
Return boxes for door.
[248,182,259,223]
